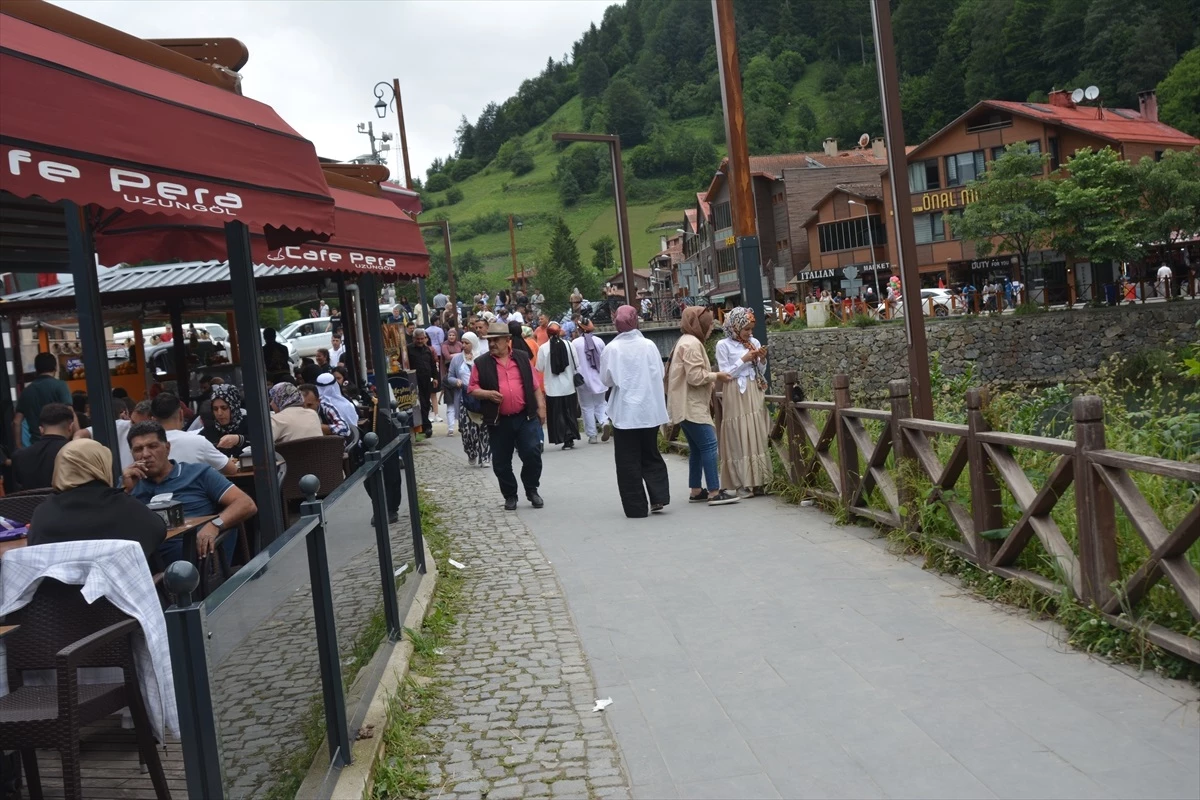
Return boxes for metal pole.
[508,214,519,288]
[62,201,117,454]
[169,302,190,406]
[363,433,402,637]
[225,221,285,546]
[349,283,370,385]
[711,0,767,346]
[401,433,427,574]
[361,274,391,393]
[870,0,934,419]
[391,77,414,190]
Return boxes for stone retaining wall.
[769,301,1199,399]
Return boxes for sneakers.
[708,490,741,506]
[588,435,599,444]
[601,422,613,442]
[688,489,710,502]
[736,487,754,498]
[651,503,665,513]
[447,429,456,437]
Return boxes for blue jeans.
[679,420,719,491]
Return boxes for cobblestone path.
[414,443,631,800]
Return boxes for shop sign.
[969,258,1008,270]
[910,186,979,214]
[802,262,891,281]
[265,245,398,272]
[724,235,736,247]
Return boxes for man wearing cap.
[468,322,547,511]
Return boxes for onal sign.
[725,236,736,247]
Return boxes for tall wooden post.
[888,379,916,533]
[1073,395,1119,606]
[390,77,413,191]
[833,374,858,509]
[784,370,802,483]
[870,0,933,419]
[966,388,1001,563]
[712,0,767,347]
[508,214,519,288]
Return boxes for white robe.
[600,330,668,430]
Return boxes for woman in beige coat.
[666,306,738,505]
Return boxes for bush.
[509,149,535,176]
[1013,302,1045,315]
[447,158,480,182]
[445,187,464,205]
[848,313,879,327]
[425,173,452,193]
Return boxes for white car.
[920,288,955,317]
[278,317,334,358]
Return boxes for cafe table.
[0,515,217,563]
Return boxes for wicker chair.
[0,488,55,524]
[276,436,347,518]
[0,579,170,800]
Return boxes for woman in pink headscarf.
[600,305,671,517]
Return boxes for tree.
[425,173,452,193]
[590,235,615,273]
[538,218,580,316]
[602,78,650,147]
[578,53,609,99]
[557,169,581,206]
[1133,147,1200,249]
[1049,147,1143,272]
[509,149,535,176]
[1157,47,1200,137]
[951,142,1056,288]
[445,187,464,205]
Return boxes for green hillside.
[413,0,1198,297]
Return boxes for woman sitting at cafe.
[28,438,167,570]
[200,384,250,454]
[269,381,323,444]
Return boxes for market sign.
[910,187,980,214]
[801,262,891,280]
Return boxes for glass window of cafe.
[817,215,888,254]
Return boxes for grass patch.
[371,493,466,799]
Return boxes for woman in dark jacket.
[28,439,167,571]
[200,384,250,454]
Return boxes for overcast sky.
[52,0,614,182]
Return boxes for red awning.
[94,185,429,277]
[0,13,335,244]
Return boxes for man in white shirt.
[599,305,669,517]
[1157,263,1173,299]
[572,319,608,444]
[150,392,237,474]
[77,399,151,470]
[329,333,346,367]
[510,307,525,325]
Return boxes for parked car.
[920,288,955,317]
[278,317,334,358]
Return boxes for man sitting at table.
[123,421,257,565]
[11,402,76,491]
[151,392,238,476]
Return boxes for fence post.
[299,475,352,767]
[783,370,802,483]
[888,379,916,534]
[400,433,428,575]
[833,373,858,508]
[1073,396,1120,607]
[163,562,225,800]
[966,388,1001,563]
[363,433,403,638]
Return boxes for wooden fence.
[667,371,1200,664]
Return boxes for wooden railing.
[669,371,1200,664]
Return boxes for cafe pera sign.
[264,244,399,273]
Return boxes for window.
[776,238,789,251]
[945,150,985,186]
[1048,137,1061,169]
[713,202,733,231]
[908,159,940,193]
[913,212,945,244]
[816,215,888,253]
[717,247,737,273]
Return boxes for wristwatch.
[211,516,225,531]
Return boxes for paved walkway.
[424,428,1199,799]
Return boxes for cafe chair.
[276,436,347,522]
[0,488,56,525]
[0,579,170,800]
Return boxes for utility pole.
[418,219,456,310]
[374,78,425,320]
[508,214,520,288]
[712,0,767,345]
[870,0,934,419]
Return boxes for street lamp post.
[550,132,635,302]
[374,78,428,324]
[847,199,882,299]
[417,219,456,311]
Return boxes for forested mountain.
[419,0,1198,289]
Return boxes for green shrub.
[445,187,463,205]
[425,173,451,193]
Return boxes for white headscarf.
[461,332,482,363]
[316,372,358,428]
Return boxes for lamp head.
[375,98,387,118]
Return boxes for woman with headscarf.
[572,317,608,443]
[665,306,738,505]
[440,328,463,436]
[536,321,581,450]
[269,381,323,444]
[200,384,249,453]
[600,306,670,517]
[28,439,167,569]
[715,307,771,495]
[447,331,491,467]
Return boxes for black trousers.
[488,414,543,500]
[613,426,670,518]
[415,375,433,436]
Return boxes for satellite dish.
[1085,85,1100,101]
[1071,88,1085,104]
[858,133,870,148]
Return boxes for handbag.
[573,373,585,388]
